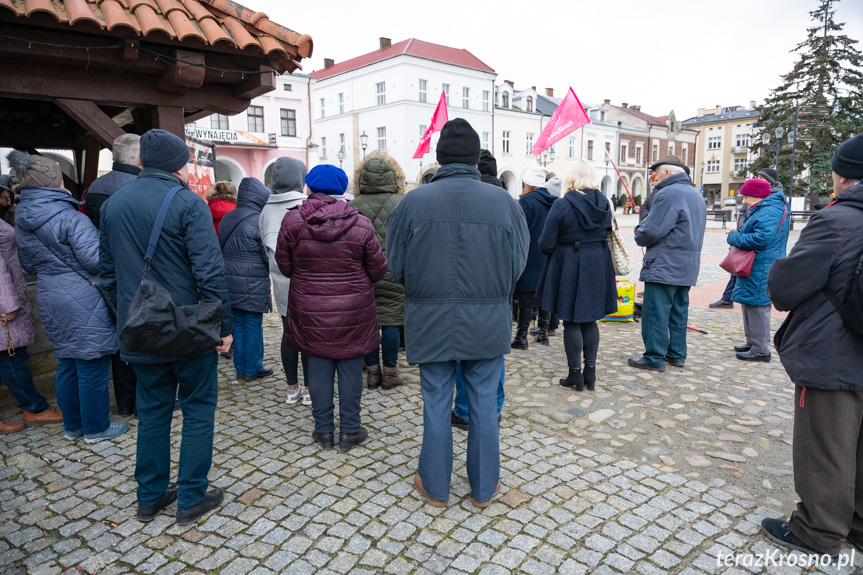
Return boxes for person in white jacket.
[260,157,310,405]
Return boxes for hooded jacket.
[0,220,36,351]
[727,192,789,306]
[219,178,271,314]
[275,193,388,359]
[209,196,236,234]
[349,153,406,327]
[15,187,117,359]
[767,181,863,390]
[260,190,305,317]
[516,187,558,293]
[536,188,618,323]
[386,163,529,364]
[634,172,706,287]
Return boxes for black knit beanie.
[140,129,189,173]
[757,168,778,185]
[831,133,863,180]
[436,119,481,166]
[477,149,497,177]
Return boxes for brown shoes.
[24,406,63,426]
[366,365,382,389]
[382,367,404,389]
[413,473,447,507]
[0,420,25,433]
[471,481,501,508]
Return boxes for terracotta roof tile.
[0,0,312,73]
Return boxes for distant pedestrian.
[260,157,310,406]
[536,160,617,391]
[726,179,789,362]
[387,118,528,508]
[100,129,233,525]
[10,150,126,444]
[219,177,273,382]
[628,155,706,372]
[275,165,387,452]
[350,152,407,391]
[208,181,237,233]
[0,218,63,433]
[761,133,863,561]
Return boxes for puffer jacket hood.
[564,188,612,231]
[354,152,405,196]
[300,193,359,242]
[527,187,557,209]
[236,177,270,211]
[14,187,78,231]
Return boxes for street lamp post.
[337,146,345,169]
[761,126,785,171]
[360,131,368,159]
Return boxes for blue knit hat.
[140,129,189,173]
[306,164,348,195]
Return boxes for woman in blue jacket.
[9,151,127,444]
[726,178,789,362]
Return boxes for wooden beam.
[55,99,126,149]
[82,136,102,193]
[157,50,206,95]
[232,66,276,100]
[151,106,185,139]
[184,109,213,124]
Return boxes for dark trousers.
[280,315,308,387]
[56,356,110,435]
[549,313,559,331]
[722,275,736,302]
[365,326,401,368]
[232,309,264,377]
[789,386,863,555]
[641,282,690,368]
[132,353,218,510]
[110,353,137,413]
[0,347,49,414]
[306,356,364,435]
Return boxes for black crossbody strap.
[143,186,183,278]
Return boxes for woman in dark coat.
[536,160,617,391]
[9,151,127,444]
[275,165,387,452]
[350,152,406,390]
[219,177,273,382]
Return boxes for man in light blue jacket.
[629,155,706,372]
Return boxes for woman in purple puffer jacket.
[275,165,387,453]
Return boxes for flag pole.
[587,122,636,209]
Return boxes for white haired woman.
[535,160,618,391]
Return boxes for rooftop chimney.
[603,99,611,105]
[697,107,706,118]
[749,100,756,110]
[323,58,335,69]
[379,37,391,50]
[531,86,536,91]
[621,103,628,108]
[545,88,554,97]
[715,105,721,115]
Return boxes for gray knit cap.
[6,150,63,189]
[271,157,307,194]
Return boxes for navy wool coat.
[515,187,557,293]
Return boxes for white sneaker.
[301,387,312,406]
[286,386,301,405]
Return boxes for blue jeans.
[133,352,218,509]
[365,326,401,368]
[55,356,110,435]
[722,276,736,302]
[0,347,49,414]
[232,309,263,377]
[453,356,505,420]
[307,356,364,435]
[641,282,690,368]
[418,358,501,503]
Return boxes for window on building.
[736,134,751,148]
[502,131,510,154]
[283,83,292,91]
[525,133,534,155]
[708,136,721,149]
[483,91,490,112]
[636,146,642,164]
[377,127,386,150]
[668,143,675,156]
[568,136,576,159]
[247,105,264,132]
[419,124,427,136]
[587,140,594,161]
[734,158,748,172]
[526,96,533,113]
[620,144,628,163]
[280,109,296,137]
[652,143,658,162]
[376,82,386,106]
[338,93,344,114]
[339,133,345,155]
[681,147,687,165]
[419,79,427,103]
[320,98,325,119]
[605,142,611,157]
[210,114,228,130]
[707,160,720,173]
[482,132,490,150]
[502,92,509,108]
[463,87,470,109]
[442,83,450,105]
[600,110,607,121]
[321,136,327,157]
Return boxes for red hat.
[740,178,771,198]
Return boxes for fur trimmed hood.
[353,151,406,196]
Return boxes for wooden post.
[151,106,185,139]
[83,135,102,192]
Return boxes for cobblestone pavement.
[3,228,859,575]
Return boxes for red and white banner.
[532,87,590,155]
[413,91,449,159]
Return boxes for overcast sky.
[255,0,862,120]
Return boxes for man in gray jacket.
[387,119,529,508]
[629,155,706,371]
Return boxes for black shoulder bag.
[120,186,222,357]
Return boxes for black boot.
[511,307,530,350]
[535,310,550,345]
[559,369,584,391]
[583,365,596,391]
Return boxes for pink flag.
[532,87,590,155]
[413,91,449,159]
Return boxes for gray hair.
[657,164,684,175]
[113,133,141,165]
